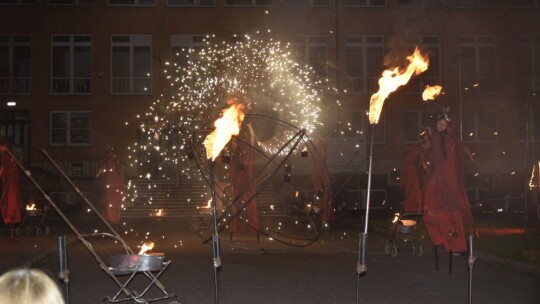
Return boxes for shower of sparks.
[127,34,327,180]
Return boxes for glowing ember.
[154,209,164,216]
[200,199,212,209]
[422,85,443,101]
[530,161,539,189]
[204,100,245,161]
[138,241,154,255]
[26,203,36,211]
[369,47,429,124]
[391,212,400,224]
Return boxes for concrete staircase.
[122,177,286,218]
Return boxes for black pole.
[356,124,375,304]
[208,160,221,304]
[468,234,477,304]
[57,236,69,304]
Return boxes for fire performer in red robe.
[423,112,475,253]
[96,146,127,225]
[400,133,431,213]
[0,141,21,226]
[229,123,259,238]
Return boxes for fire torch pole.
[468,234,477,304]
[356,124,375,304]
[208,159,221,304]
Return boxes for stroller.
[385,212,424,257]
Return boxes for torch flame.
[26,203,36,211]
[369,47,429,124]
[138,241,154,255]
[204,100,245,161]
[422,85,443,101]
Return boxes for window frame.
[50,34,92,95]
[0,34,31,95]
[0,0,37,4]
[284,0,330,6]
[166,0,215,6]
[110,34,153,95]
[50,111,92,147]
[345,35,385,94]
[459,35,498,93]
[107,0,156,6]
[403,110,438,143]
[340,0,386,7]
[515,36,540,93]
[290,35,328,79]
[225,0,272,7]
[47,0,96,5]
[461,109,499,143]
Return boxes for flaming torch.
[369,47,429,124]
[422,85,443,101]
[358,47,430,304]
[203,99,245,304]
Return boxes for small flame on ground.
[369,47,429,124]
[139,241,155,255]
[204,100,245,161]
[530,161,540,189]
[26,203,36,211]
[422,85,443,101]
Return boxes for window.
[0,0,36,4]
[515,36,540,93]
[51,35,91,95]
[510,0,540,7]
[454,0,498,7]
[516,109,540,142]
[404,36,441,93]
[108,0,155,6]
[284,0,330,6]
[459,36,497,93]
[291,36,327,78]
[50,111,92,146]
[398,0,442,7]
[167,0,215,6]
[225,0,271,6]
[404,110,437,143]
[111,34,152,95]
[170,34,208,87]
[48,0,96,4]
[462,110,498,143]
[345,36,384,93]
[0,35,31,94]
[341,0,386,6]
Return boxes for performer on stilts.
[423,109,475,257]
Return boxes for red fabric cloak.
[0,151,21,224]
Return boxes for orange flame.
[369,47,429,124]
[204,100,245,161]
[26,203,36,211]
[422,85,443,101]
[200,199,212,209]
[138,241,154,255]
[154,209,163,216]
[530,161,539,189]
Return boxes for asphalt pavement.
[1,218,539,304]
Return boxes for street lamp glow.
[6,101,16,107]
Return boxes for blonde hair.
[0,268,64,304]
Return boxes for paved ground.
[1,217,539,304]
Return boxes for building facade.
[1,0,539,210]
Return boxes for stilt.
[449,250,453,275]
[434,244,439,271]
[256,232,260,242]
